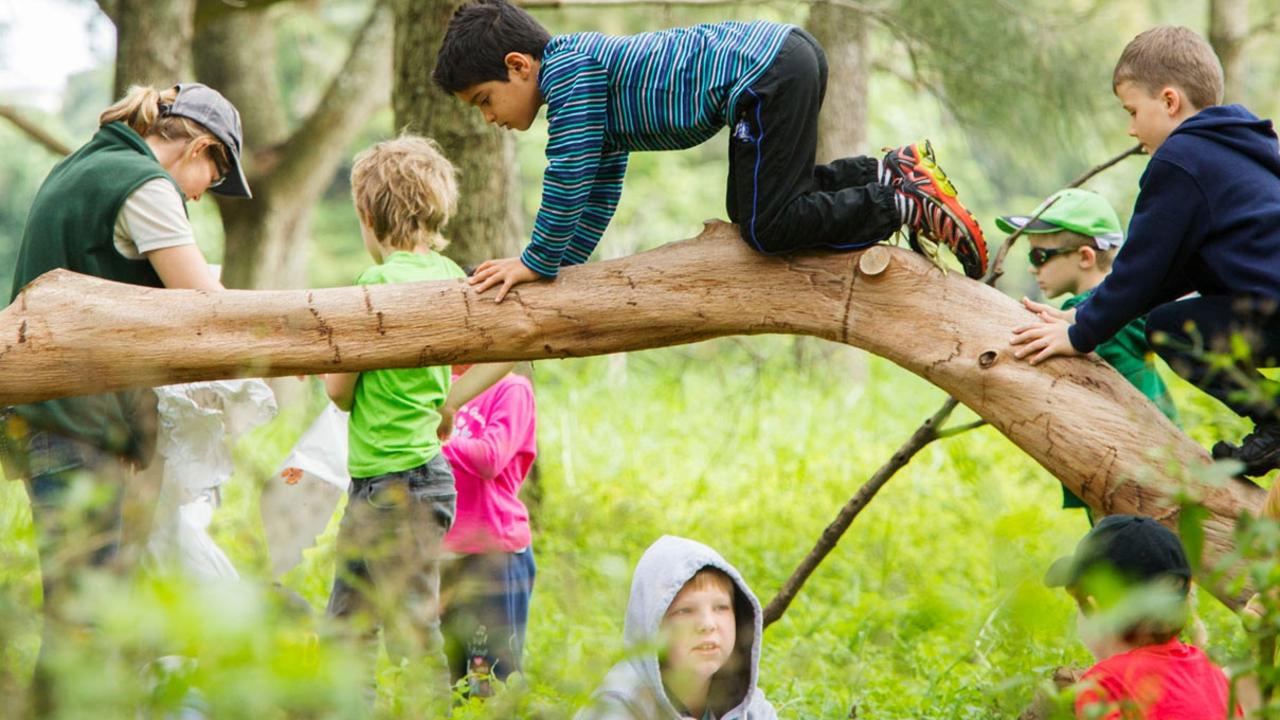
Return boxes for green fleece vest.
[9,122,186,463]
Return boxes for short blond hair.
[350,135,458,252]
[1113,26,1223,110]
[100,85,231,176]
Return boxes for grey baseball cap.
[164,83,251,198]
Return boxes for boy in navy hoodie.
[1011,26,1280,477]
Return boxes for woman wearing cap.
[4,82,250,710]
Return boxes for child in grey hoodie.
[576,536,778,720]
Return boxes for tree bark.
[0,223,1263,605]
[1209,0,1249,104]
[392,0,525,269]
[193,2,395,290]
[111,0,196,98]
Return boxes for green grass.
[0,340,1261,717]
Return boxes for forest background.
[1,0,1279,717]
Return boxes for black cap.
[1044,515,1191,591]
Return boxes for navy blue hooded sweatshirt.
[1070,105,1280,353]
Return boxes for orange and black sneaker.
[882,141,988,279]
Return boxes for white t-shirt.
[112,178,195,259]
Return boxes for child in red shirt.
[1045,515,1242,719]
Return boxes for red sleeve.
[443,381,535,481]
[1075,672,1124,720]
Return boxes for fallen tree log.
[0,221,1262,603]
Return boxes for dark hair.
[433,0,551,93]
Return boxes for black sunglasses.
[1028,246,1080,268]
[207,148,231,189]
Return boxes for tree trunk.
[392,0,525,269]
[801,2,870,376]
[0,223,1263,606]
[807,1,869,161]
[1209,0,1249,104]
[111,0,196,98]
[194,2,394,290]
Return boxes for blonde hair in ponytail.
[99,85,230,173]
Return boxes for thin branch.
[1247,11,1280,39]
[762,398,960,626]
[763,144,1144,627]
[0,106,73,157]
[1065,142,1145,187]
[195,0,292,29]
[937,419,987,439]
[985,143,1143,284]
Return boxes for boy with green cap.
[998,189,1177,518]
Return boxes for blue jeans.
[24,432,127,599]
[441,547,536,693]
[18,431,131,716]
[327,454,457,708]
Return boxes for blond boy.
[1011,26,1280,477]
[322,135,507,713]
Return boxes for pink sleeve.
[443,381,535,481]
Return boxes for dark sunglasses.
[1028,246,1080,267]
[207,148,231,189]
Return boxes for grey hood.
[576,536,778,720]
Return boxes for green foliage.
[3,1,1280,716]
[0,344,1260,717]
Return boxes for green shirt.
[1059,290,1178,509]
[346,251,465,478]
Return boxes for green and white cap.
[995,188,1124,249]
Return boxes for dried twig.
[762,143,1143,627]
[0,105,73,157]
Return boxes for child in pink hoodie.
[440,366,537,696]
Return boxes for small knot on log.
[978,350,998,368]
[857,246,892,277]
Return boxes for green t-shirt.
[346,251,465,478]
[1059,289,1178,509]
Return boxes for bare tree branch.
[762,398,960,626]
[1247,11,1280,39]
[0,106,73,157]
[762,144,1145,627]
[268,1,393,204]
[937,418,988,439]
[195,0,294,29]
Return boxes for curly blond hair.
[351,135,458,252]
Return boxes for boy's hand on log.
[469,256,541,303]
[1020,297,1076,323]
[1011,298,1081,365]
